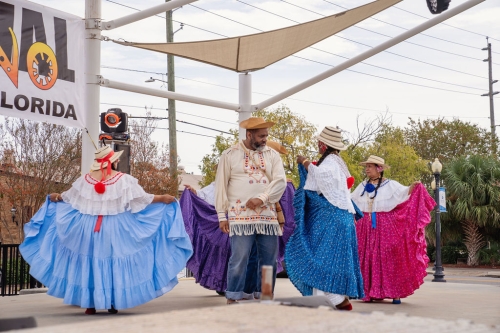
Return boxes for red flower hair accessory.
[347,176,355,189]
[94,150,114,194]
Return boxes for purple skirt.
[179,182,296,291]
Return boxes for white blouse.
[303,154,355,214]
[351,179,409,213]
[61,173,154,216]
[197,182,215,206]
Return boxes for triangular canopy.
[117,0,401,72]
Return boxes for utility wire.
[104,1,492,98]
[129,114,232,134]
[284,0,490,63]
[235,0,486,79]
[102,66,388,112]
[106,0,487,88]
[187,2,486,93]
[129,125,218,138]
[104,0,227,37]
[178,119,232,135]
[392,5,500,45]
[321,0,497,53]
[189,3,486,89]
[103,100,487,120]
[101,102,236,125]
[291,55,479,96]
[101,67,487,114]
[102,65,239,92]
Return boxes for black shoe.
[108,306,118,314]
[216,291,226,296]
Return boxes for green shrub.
[0,259,30,285]
[426,244,436,262]
[479,242,500,266]
[426,242,468,264]
[441,245,468,264]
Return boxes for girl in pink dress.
[351,155,435,304]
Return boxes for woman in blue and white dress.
[20,145,193,314]
[285,126,364,310]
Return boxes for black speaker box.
[114,143,131,175]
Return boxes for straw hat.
[266,141,288,155]
[359,155,390,170]
[90,145,123,171]
[239,117,275,129]
[316,126,347,151]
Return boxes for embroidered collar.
[363,179,390,188]
[360,179,390,197]
[85,172,124,194]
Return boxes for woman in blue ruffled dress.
[20,145,193,315]
[284,126,364,310]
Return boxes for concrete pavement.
[0,272,499,332]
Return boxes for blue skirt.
[20,197,193,310]
[284,165,364,298]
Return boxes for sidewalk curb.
[19,288,48,295]
[484,271,500,278]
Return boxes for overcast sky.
[28,0,500,173]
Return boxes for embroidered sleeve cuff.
[257,193,269,205]
[217,212,227,222]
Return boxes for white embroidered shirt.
[215,141,287,236]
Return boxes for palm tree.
[442,155,500,265]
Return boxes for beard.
[251,140,265,151]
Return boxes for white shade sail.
[116,0,401,72]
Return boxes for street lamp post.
[10,207,17,226]
[431,158,446,282]
[145,77,168,84]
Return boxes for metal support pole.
[84,0,102,174]
[255,0,485,110]
[239,73,252,140]
[166,1,177,180]
[482,39,499,154]
[432,172,446,282]
[100,79,239,110]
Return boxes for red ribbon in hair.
[94,151,114,194]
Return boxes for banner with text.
[0,0,86,128]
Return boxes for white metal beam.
[100,78,240,111]
[254,0,485,111]
[83,0,101,174]
[102,0,198,30]
[238,74,252,139]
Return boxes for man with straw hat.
[215,117,287,304]
[351,155,434,304]
[179,141,295,299]
[20,145,193,315]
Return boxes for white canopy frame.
[83,0,485,172]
